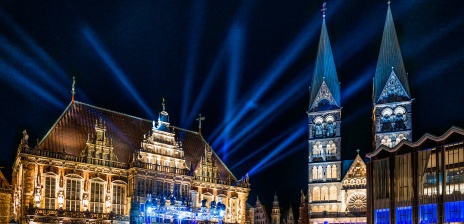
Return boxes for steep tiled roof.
[38,101,238,181]
[374,3,410,103]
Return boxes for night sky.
[1,0,464,217]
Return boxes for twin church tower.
[306,2,412,223]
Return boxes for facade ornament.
[57,190,64,209]
[21,130,29,147]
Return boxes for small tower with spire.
[271,192,281,224]
[372,1,413,149]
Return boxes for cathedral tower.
[307,2,343,219]
[372,2,412,149]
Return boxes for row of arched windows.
[380,134,406,148]
[311,204,338,212]
[343,178,366,186]
[312,141,337,157]
[43,174,126,215]
[312,186,337,201]
[380,106,407,132]
[312,165,337,180]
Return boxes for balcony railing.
[20,147,129,169]
[26,207,129,221]
[130,161,190,175]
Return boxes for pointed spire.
[309,2,340,110]
[71,76,75,103]
[374,2,410,103]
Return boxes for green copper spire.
[309,3,340,111]
[374,2,410,103]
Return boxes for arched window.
[112,182,126,215]
[395,134,406,146]
[329,186,337,200]
[313,187,320,201]
[321,186,328,201]
[312,206,318,212]
[393,106,406,131]
[331,165,337,179]
[381,136,392,147]
[65,175,82,211]
[312,167,317,180]
[317,166,323,180]
[380,108,393,132]
[90,179,105,213]
[326,141,336,155]
[44,175,57,209]
[313,142,322,156]
[326,165,332,179]
[313,117,324,138]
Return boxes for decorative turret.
[372,2,413,149]
[271,192,281,224]
[156,98,170,132]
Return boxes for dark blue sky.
[1,0,464,216]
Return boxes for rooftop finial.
[392,66,394,72]
[356,149,360,154]
[321,2,327,19]
[196,114,205,134]
[388,0,391,5]
[71,76,76,103]
[162,97,165,111]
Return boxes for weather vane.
[196,114,205,134]
[71,76,76,102]
[162,97,165,111]
[321,2,327,18]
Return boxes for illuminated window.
[326,165,332,179]
[331,165,337,179]
[90,182,104,213]
[313,187,320,201]
[45,176,56,209]
[312,167,317,181]
[381,136,392,147]
[317,166,323,180]
[112,184,125,215]
[321,186,328,201]
[65,178,81,211]
[329,186,337,200]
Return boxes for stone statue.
[22,130,29,146]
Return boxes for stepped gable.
[38,101,237,181]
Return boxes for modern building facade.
[10,99,250,223]
[306,3,367,224]
[366,127,464,224]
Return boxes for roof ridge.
[76,101,152,122]
[367,126,464,157]
[38,101,74,146]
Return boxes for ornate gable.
[310,80,339,111]
[80,118,118,162]
[377,70,410,103]
[342,153,366,188]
